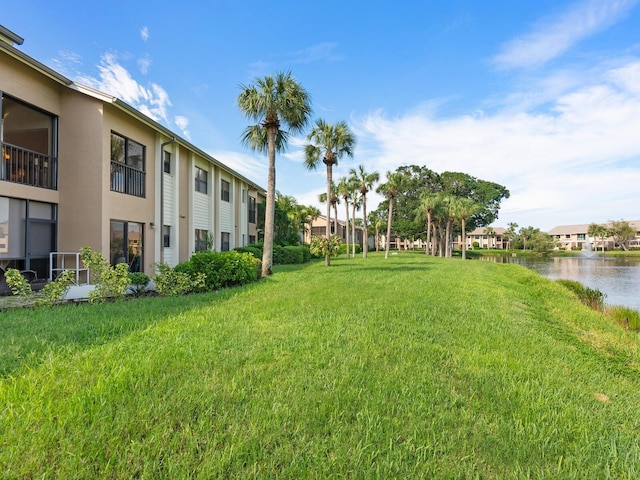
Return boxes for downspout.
[159,137,176,264]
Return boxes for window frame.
[195,166,208,194]
[163,151,171,174]
[221,232,230,252]
[110,132,146,197]
[195,228,209,252]
[221,179,230,202]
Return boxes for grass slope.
[1,252,639,478]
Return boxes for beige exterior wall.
[2,32,266,281]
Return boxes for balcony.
[1,142,57,190]
[110,161,145,198]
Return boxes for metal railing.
[1,142,58,190]
[110,161,146,198]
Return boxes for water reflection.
[479,255,640,311]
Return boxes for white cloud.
[209,150,267,186]
[174,115,191,140]
[138,54,152,74]
[140,26,149,42]
[492,0,639,69]
[288,42,342,64]
[352,59,640,230]
[78,52,171,123]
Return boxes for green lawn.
[1,252,639,478]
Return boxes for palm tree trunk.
[445,219,452,258]
[385,197,393,259]
[362,195,368,258]
[425,212,432,255]
[351,203,357,257]
[325,164,332,267]
[261,126,277,277]
[344,199,350,259]
[461,217,467,260]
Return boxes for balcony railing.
[1,142,58,190]
[110,161,145,198]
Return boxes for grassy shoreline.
[2,252,639,478]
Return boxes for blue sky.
[4,0,640,231]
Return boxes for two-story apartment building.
[0,25,264,281]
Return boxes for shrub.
[309,235,341,258]
[4,268,33,298]
[153,263,205,296]
[176,251,259,292]
[35,270,76,307]
[234,246,262,259]
[80,247,130,303]
[127,272,151,296]
[338,243,362,255]
[556,279,606,312]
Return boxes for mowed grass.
[1,252,640,479]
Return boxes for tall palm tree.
[337,177,354,258]
[377,172,404,259]
[349,165,379,258]
[417,192,439,256]
[350,188,362,257]
[304,119,356,266]
[237,72,311,277]
[319,181,340,238]
[452,198,479,260]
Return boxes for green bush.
[309,235,341,258]
[35,270,76,307]
[127,272,151,296]
[4,269,33,298]
[80,247,130,303]
[234,246,262,259]
[338,243,362,255]
[153,263,205,296]
[176,251,259,292]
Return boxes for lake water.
[479,255,640,311]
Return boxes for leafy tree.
[608,219,636,251]
[349,165,379,258]
[238,72,312,277]
[304,119,356,266]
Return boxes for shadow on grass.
[0,281,263,378]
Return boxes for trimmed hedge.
[235,243,310,265]
[175,250,260,292]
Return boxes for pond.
[479,254,640,311]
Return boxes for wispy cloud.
[352,59,640,229]
[174,115,191,140]
[492,0,639,70]
[137,54,152,74]
[77,52,171,123]
[140,26,149,42]
[287,42,342,64]
[209,150,267,185]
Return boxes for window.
[577,233,586,240]
[248,196,256,224]
[110,220,143,272]
[110,132,146,197]
[195,229,209,252]
[221,179,230,202]
[1,94,59,190]
[163,151,171,174]
[242,188,246,203]
[163,225,171,248]
[195,167,208,193]
[221,232,230,251]
[249,235,256,245]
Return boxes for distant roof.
[548,220,640,235]
[467,227,507,235]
